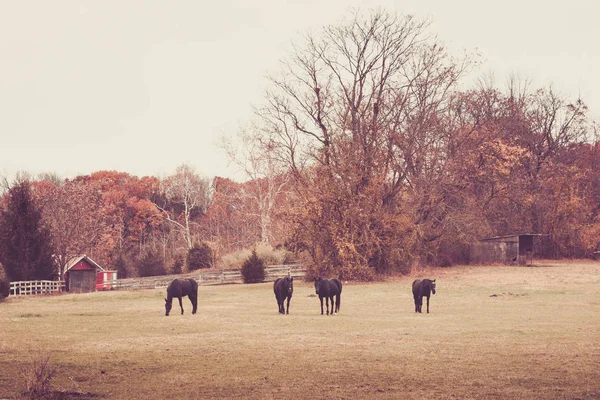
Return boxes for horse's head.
[286,276,294,295]
[430,279,436,295]
[165,298,172,316]
[314,277,322,295]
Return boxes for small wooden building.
[96,270,118,290]
[64,255,105,293]
[470,234,542,266]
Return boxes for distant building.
[64,255,105,293]
[469,234,543,266]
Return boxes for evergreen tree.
[0,182,55,281]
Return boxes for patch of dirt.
[489,292,528,297]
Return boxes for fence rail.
[111,264,306,291]
[9,280,65,296]
[7,264,306,296]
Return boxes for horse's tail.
[333,279,342,312]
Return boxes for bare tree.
[221,128,290,244]
[156,164,211,250]
[249,9,472,276]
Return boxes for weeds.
[22,351,57,398]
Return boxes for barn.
[469,234,543,266]
[64,255,105,293]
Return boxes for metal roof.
[64,255,105,273]
[479,234,545,241]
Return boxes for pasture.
[1,262,599,399]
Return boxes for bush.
[172,254,184,274]
[112,252,130,279]
[241,250,265,283]
[220,243,296,269]
[187,242,214,271]
[138,251,167,277]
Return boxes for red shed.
[96,270,118,290]
[64,255,105,293]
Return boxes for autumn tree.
[222,129,290,245]
[38,178,120,277]
[200,177,258,255]
[253,10,471,277]
[0,181,55,281]
[156,164,212,250]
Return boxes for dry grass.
[1,262,599,399]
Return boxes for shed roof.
[64,255,105,273]
[479,234,545,241]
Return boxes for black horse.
[273,276,294,314]
[165,278,198,316]
[412,279,436,313]
[314,277,342,315]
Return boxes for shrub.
[241,250,265,283]
[21,352,57,398]
[220,249,252,269]
[172,254,184,274]
[112,252,130,279]
[220,243,296,270]
[187,242,214,271]
[138,251,167,277]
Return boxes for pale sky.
[1,0,598,182]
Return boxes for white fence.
[9,280,65,296]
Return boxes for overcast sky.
[1,0,598,182]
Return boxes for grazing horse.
[273,276,294,314]
[412,279,436,313]
[165,278,198,316]
[314,277,342,315]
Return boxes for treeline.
[0,167,294,282]
[1,10,599,282]
[239,10,600,279]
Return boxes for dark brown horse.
[165,278,198,316]
[273,276,293,314]
[412,279,436,313]
[314,278,342,315]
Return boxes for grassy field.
[1,262,599,399]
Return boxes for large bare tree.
[251,9,471,276]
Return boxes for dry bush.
[21,352,57,398]
[220,243,294,269]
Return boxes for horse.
[165,278,198,316]
[273,276,294,314]
[412,279,436,313]
[314,277,342,315]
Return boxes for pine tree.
[0,182,55,281]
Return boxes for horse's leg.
[320,296,324,315]
[326,296,331,315]
[190,295,197,314]
[426,295,430,313]
[178,296,184,314]
[285,295,291,314]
